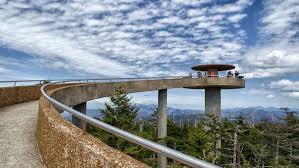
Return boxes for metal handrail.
[0,76,186,87]
[0,75,244,84]
[0,75,245,88]
[0,76,185,83]
[40,80,221,168]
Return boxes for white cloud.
[211,0,253,14]
[266,94,275,99]
[241,0,299,79]
[128,9,154,21]
[269,79,299,98]
[288,92,299,98]
[260,0,299,40]
[227,13,247,23]
[171,0,212,6]
[187,8,207,17]
[241,88,271,96]
[0,0,253,78]
[269,79,299,92]
[242,42,299,78]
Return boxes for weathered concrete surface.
[0,84,76,108]
[157,89,167,168]
[51,78,245,111]
[205,88,221,119]
[38,96,149,168]
[0,85,41,107]
[0,101,44,168]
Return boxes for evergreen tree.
[87,93,299,168]
[100,86,138,150]
[87,86,157,166]
[187,122,213,160]
[88,86,139,151]
[101,86,138,130]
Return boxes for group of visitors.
[193,71,217,78]
[187,70,243,78]
[227,70,243,78]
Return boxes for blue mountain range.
[75,104,299,124]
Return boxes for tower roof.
[191,64,235,71]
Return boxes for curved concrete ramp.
[0,101,44,168]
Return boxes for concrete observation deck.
[0,75,244,168]
[189,64,243,119]
[49,77,244,110]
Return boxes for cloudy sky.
[0,0,298,109]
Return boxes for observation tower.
[190,64,245,119]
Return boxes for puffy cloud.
[289,92,299,98]
[241,88,271,96]
[242,42,299,78]
[269,79,299,98]
[266,94,275,99]
[210,0,253,14]
[227,14,247,23]
[259,0,299,41]
[171,0,212,6]
[242,0,299,79]
[269,79,299,92]
[0,0,251,78]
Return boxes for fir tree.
[88,86,139,151]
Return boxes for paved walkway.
[0,101,44,168]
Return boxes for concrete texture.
[50,78,244,110]
[205,88,221,119]
[38,96,148,168]
[0,84,75,108]
[0,85,41,107]
[0,101,44,168]
[186,77,245,89]
[157,89,167,168]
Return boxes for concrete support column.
[72,102,87,131]
[205,88,221,149]
[205,88,221,119]
[157,89,167,168]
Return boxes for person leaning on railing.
[227,71,233,77]
[197,71,202,78]
[235,71,239,77]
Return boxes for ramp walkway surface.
[0,101,44,168]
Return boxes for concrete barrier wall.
[0,85,41,107]
[0,84,78,108]
[0,77,243,168]
[37,95,148,168]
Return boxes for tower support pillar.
[205,88,221,119]
[157,89,167,168]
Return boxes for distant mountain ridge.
[84,103,299,124]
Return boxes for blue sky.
[0,0,298,109]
